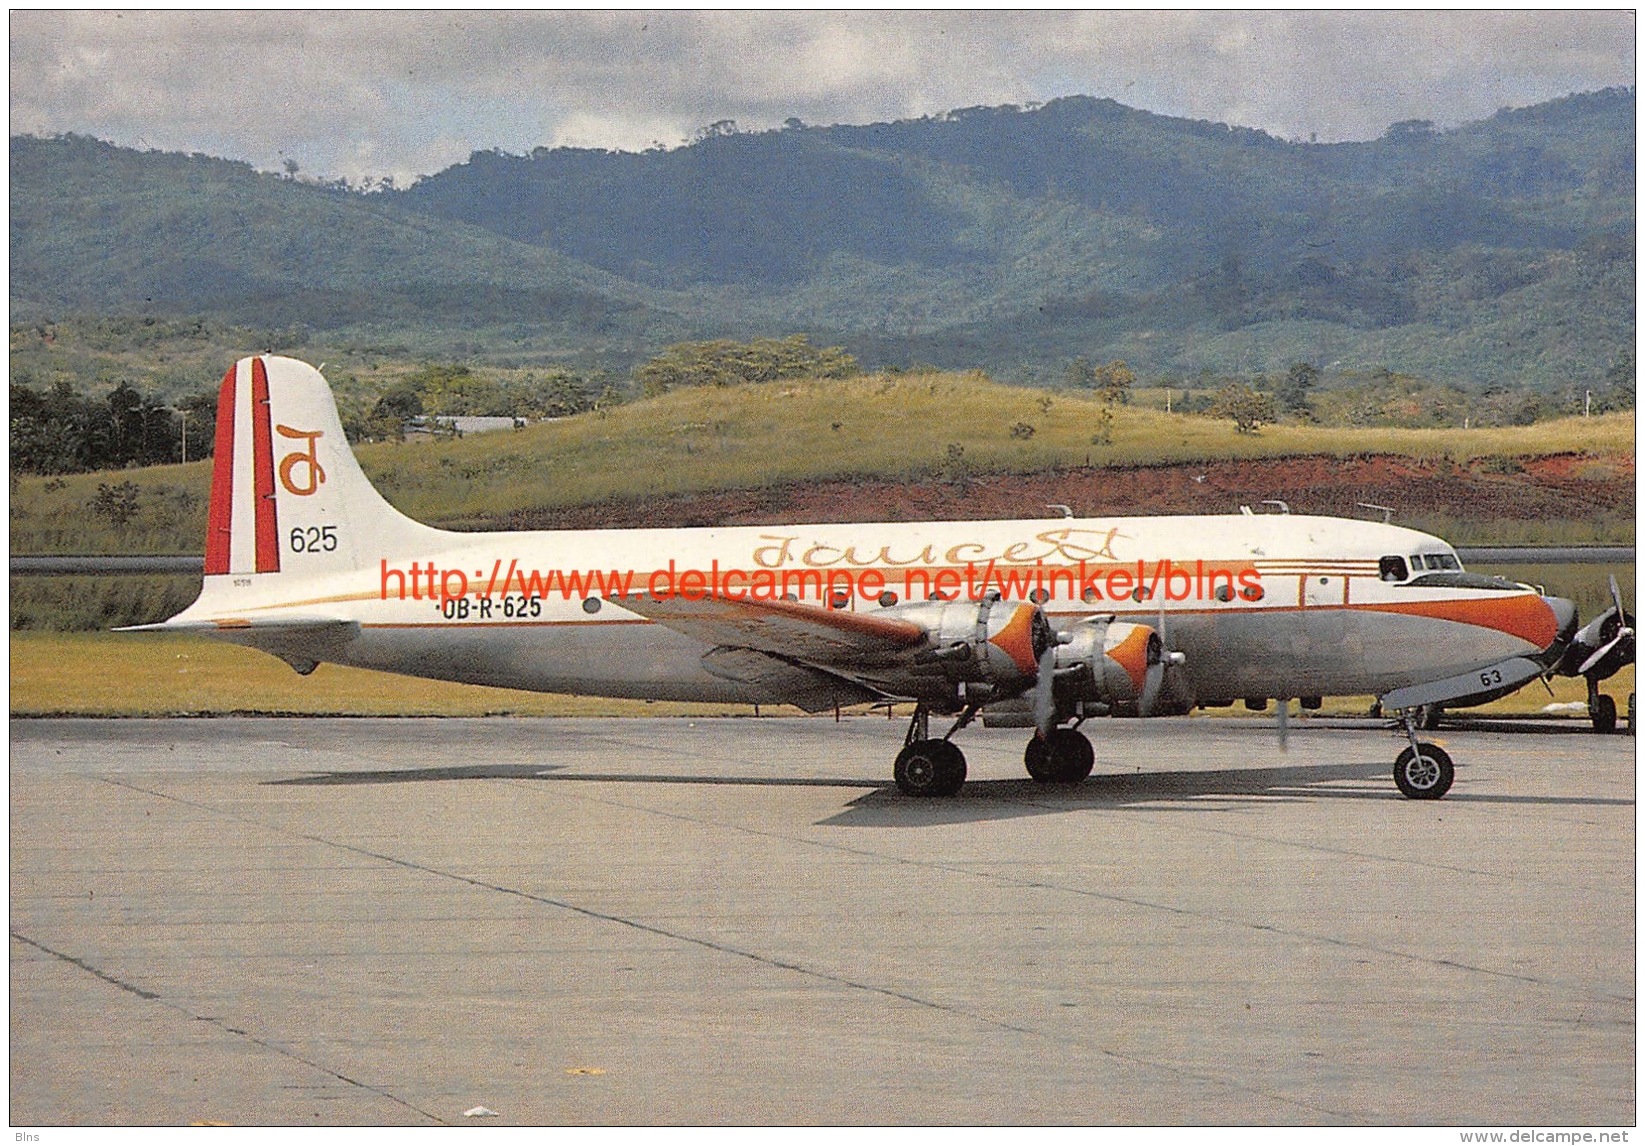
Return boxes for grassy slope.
[9,371,1636,555]
[7,632,762,717]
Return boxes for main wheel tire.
[1024,728,1095,784]
[1591,693,1618,734]
[1394,743,1454,800]
[894,738,967,797]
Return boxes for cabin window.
[1379,555,1409,582]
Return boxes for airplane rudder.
[257,355,436,568]
[202,364,239,575]
[199,355,383,578]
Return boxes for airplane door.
[1302,574,1347,608]
[1297,574,1362,689]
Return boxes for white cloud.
[9,10,1635,183]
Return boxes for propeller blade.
[1275,697,1289,753]
[1032,644,1059,738]
[1579,633,1628,677]
[1138,659,1164,717]
[1578,578,1634,677]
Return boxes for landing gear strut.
[1393,709,1454,800]
[893,704,973,797]
[1587,677,1618,734]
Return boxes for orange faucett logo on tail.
[276,425,326,496]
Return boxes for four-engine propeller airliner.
[129,355,1630,799]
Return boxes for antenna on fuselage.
[1261,500,1290,514]
[1357,502,1395,524]
[1045,504,1074,520]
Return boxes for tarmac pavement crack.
[9,929,449,1125]
[533,780,1638,1009]
[91,773,1357,1122]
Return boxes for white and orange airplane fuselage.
[137,356,1586,800]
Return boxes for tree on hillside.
[1092,360,1135,405]
[357,382,425,441]
[1208,382,1278,434]
[1601,350,1635,411]
[407,364,509,416]
[1277,362,1319,416]
[10,379,193,473]
[635,335,859,396]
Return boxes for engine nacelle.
[881,596,1053,703]
[1554,604,1634,682]
[1052,618,1158,709]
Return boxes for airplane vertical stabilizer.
[200,355,443,582]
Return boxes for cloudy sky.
[10,10,1636,185]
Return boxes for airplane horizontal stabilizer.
[117,616,360,676]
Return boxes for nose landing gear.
[1393,710,1454,799]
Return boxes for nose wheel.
[1394,742,1454,799]
[1390,704,1455,799]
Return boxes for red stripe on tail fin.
[250,358,281,573]
[203,366,237,575]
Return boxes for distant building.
[405,415,526,439]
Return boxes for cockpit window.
[1407,571,1524,591]
[1379,555,1409,582]
[1411,552,1461,573]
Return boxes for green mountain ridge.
[9,89,1635,389]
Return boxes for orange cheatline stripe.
[1355,594,1559,649]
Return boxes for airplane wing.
[698,646,882,712]
[620,593,926,665]
[619,593,931,710]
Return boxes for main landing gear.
[1586,677,1621,735]
[1024,727,1095,784]
[1392,709,1454,800]
[892,705,1097,796]
[893,705,971,797]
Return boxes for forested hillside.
[10,89,1635,390]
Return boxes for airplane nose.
[1543,595,1579,641]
